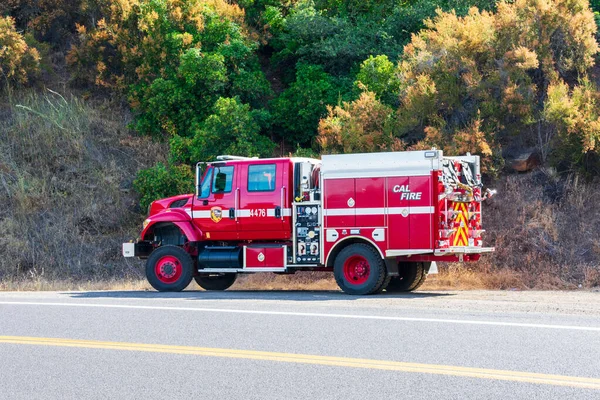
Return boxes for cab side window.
[248,164,276,192]
[212,166,234,193]
[198,168,212,199]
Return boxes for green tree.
[186,97,276,162]
[321,0,598,174]
[395,0,596,172]
[318,91,401,154]
[68,0,271,137]
[355,55,400,106]
[272,63,341,147]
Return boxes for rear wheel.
[194,274,237,291]
[146,245,194,292]
[386,262,429,292]
[334,244,386,295]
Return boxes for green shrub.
[68,0,271,138]
[0,16,40,86]
[0,0,83,46]
[544,78,600,174]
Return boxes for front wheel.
[334,244,386,295]
[146,245,194,292]
[194,274,237,291]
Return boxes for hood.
[148,194,193,217]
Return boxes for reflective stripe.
[193,207,433,218]
[192,210,211,218]
[191,209,292,219]
[324,208,384,216]
[389,206,435,215]
[323,207,435,216]
[237,209,251,217]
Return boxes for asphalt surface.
[1,290,599,399]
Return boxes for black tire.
[334,243,386,295]
[386,262,429,292]
[146,245,194,292]
[194,274,237,291]
[373,274,392,294]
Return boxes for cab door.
[191,164,238,240]
[237,160,290,240]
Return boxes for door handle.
[280,186,285,221]
[234,188,239,221]
[275,206,281,218]
[229,208,235,219]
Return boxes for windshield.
[198,167,212,199]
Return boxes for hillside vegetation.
[1,0,599,288]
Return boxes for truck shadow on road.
[66,290,453,302]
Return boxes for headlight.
[143,219,151,230]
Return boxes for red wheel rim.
[155,255,182,284]
[343,255,370,285]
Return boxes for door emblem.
[210,206,223,223]
[257,252,265,262]
[347,197,355,207]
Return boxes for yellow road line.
[1,336,599,390]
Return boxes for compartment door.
[323,178,355,227]
[355,178,385,227]
[408,176,433,250]
[244,246,286,270]
[386,177,410,250]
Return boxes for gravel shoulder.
[1,289,599,317]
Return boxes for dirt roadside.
[0,282,598,317]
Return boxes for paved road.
[0,290,599,399]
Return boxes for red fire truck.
[123,150,494,295]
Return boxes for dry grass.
[0,272,337,292]
[0,278,150,292]
[421,265,529,290]
[233,272,338,291]
[468,170,600,289]
[0,89,166,283]
[0,268,558,292]
[235,268,535,292]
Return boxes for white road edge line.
[0,301,599,332]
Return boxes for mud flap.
[384,258,399,277]
[428,261,438,274]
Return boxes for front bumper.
[122,241,153,258]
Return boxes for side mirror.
[214,172,227,192]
